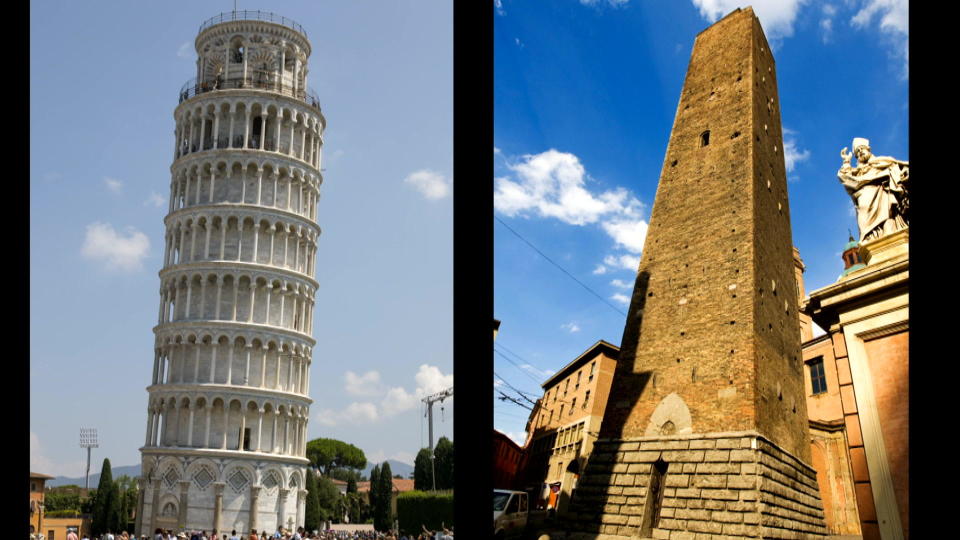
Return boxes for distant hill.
[47,464,142,488]
[361,459,414,479]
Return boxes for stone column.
[212,111,221,150]
[150,478,162,534]
[220,221,228,259]
[252,223,261,263]
[215,276,223,320]
[213,482,225,534]
[256,407,264,452]
[135,481,146,536]
[297,489,308,529]
[204,403,212,447]
[232,278,240,321]
[178,480,190,530]
[249,485,261,532]
[277,488,289,531]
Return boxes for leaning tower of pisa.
[137,11,324,536]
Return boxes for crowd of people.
[59,525,453,540]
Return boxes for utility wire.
[496,216,627,316]
[494,371,539,405]
[497,390,533,410]
[494,347,549,387]
[494,343,552,388]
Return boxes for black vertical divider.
[453,1,494,536]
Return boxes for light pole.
[79,428,99,494]
[421,387,453,491]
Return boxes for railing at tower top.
[178,73,322,112]
[199,10,307,38]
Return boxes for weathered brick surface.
[563,8,826,537]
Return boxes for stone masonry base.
[559,431,827,539]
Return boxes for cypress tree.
[369,464,381,526]
[91,458,115,536]
[304,469,322,531]
[376,462,394,531]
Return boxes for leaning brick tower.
[137,11,324,536]
[566,8,827,538]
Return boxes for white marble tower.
[137,11,324,536]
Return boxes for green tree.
[305,439,367,476]
[304,470,322,531]
[346,475,357,494]
[91,459,121,535]
[375,461,394,531]
[413,448,433,491]
[315,475,341,523]
[44,491,82,513]
[434,437,454,490]
[369,465,381,528]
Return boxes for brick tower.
[566,8,827,538]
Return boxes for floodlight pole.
[421,387,453,491]
[79,428,99,493]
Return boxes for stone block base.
[558,432,827,539]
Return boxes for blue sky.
[31,0,452,477]
[493,0,908,444]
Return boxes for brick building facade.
[521,341,618,514]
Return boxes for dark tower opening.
[639,459,669,537]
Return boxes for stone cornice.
[140,446,311,466]
[159,260,319,290]
[154,320,316,346]
[171,148,324,185]
[164,203,321,237]
[146,382,313,405]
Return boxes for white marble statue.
[838,137,909,243]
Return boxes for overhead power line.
[495,216,627,316]
[497,390,533,411]
[494,370,539,405]
[494,347,549,387]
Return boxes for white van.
[493,489,528,539]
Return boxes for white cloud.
[515,37,524,48]
[691,0,808,40]
[104,177,123,193]
[177,41,192,58]
[494,0,505,16]
[782,128,811,173]
[495,149,649,275]
[561,322,581,333]
[404,169,451,200]
[610,293,631,306]
[610,279,632,289]
[850,0,908,77]
[601,219,648,253]
[494,379,504,388]
[414,364,453,396]
[314,409,339,426]
[343,402,379,423]
[604,254,640,271]
[494,150,640,226]
[144,192,166,208]
[381,386,419,416]
[321,365,453,425]
[80,222,150,272]
[820,4,837,42]
[345,370,384,397]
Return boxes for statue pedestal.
[858,228,908,267]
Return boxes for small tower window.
[700,130,710,147]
